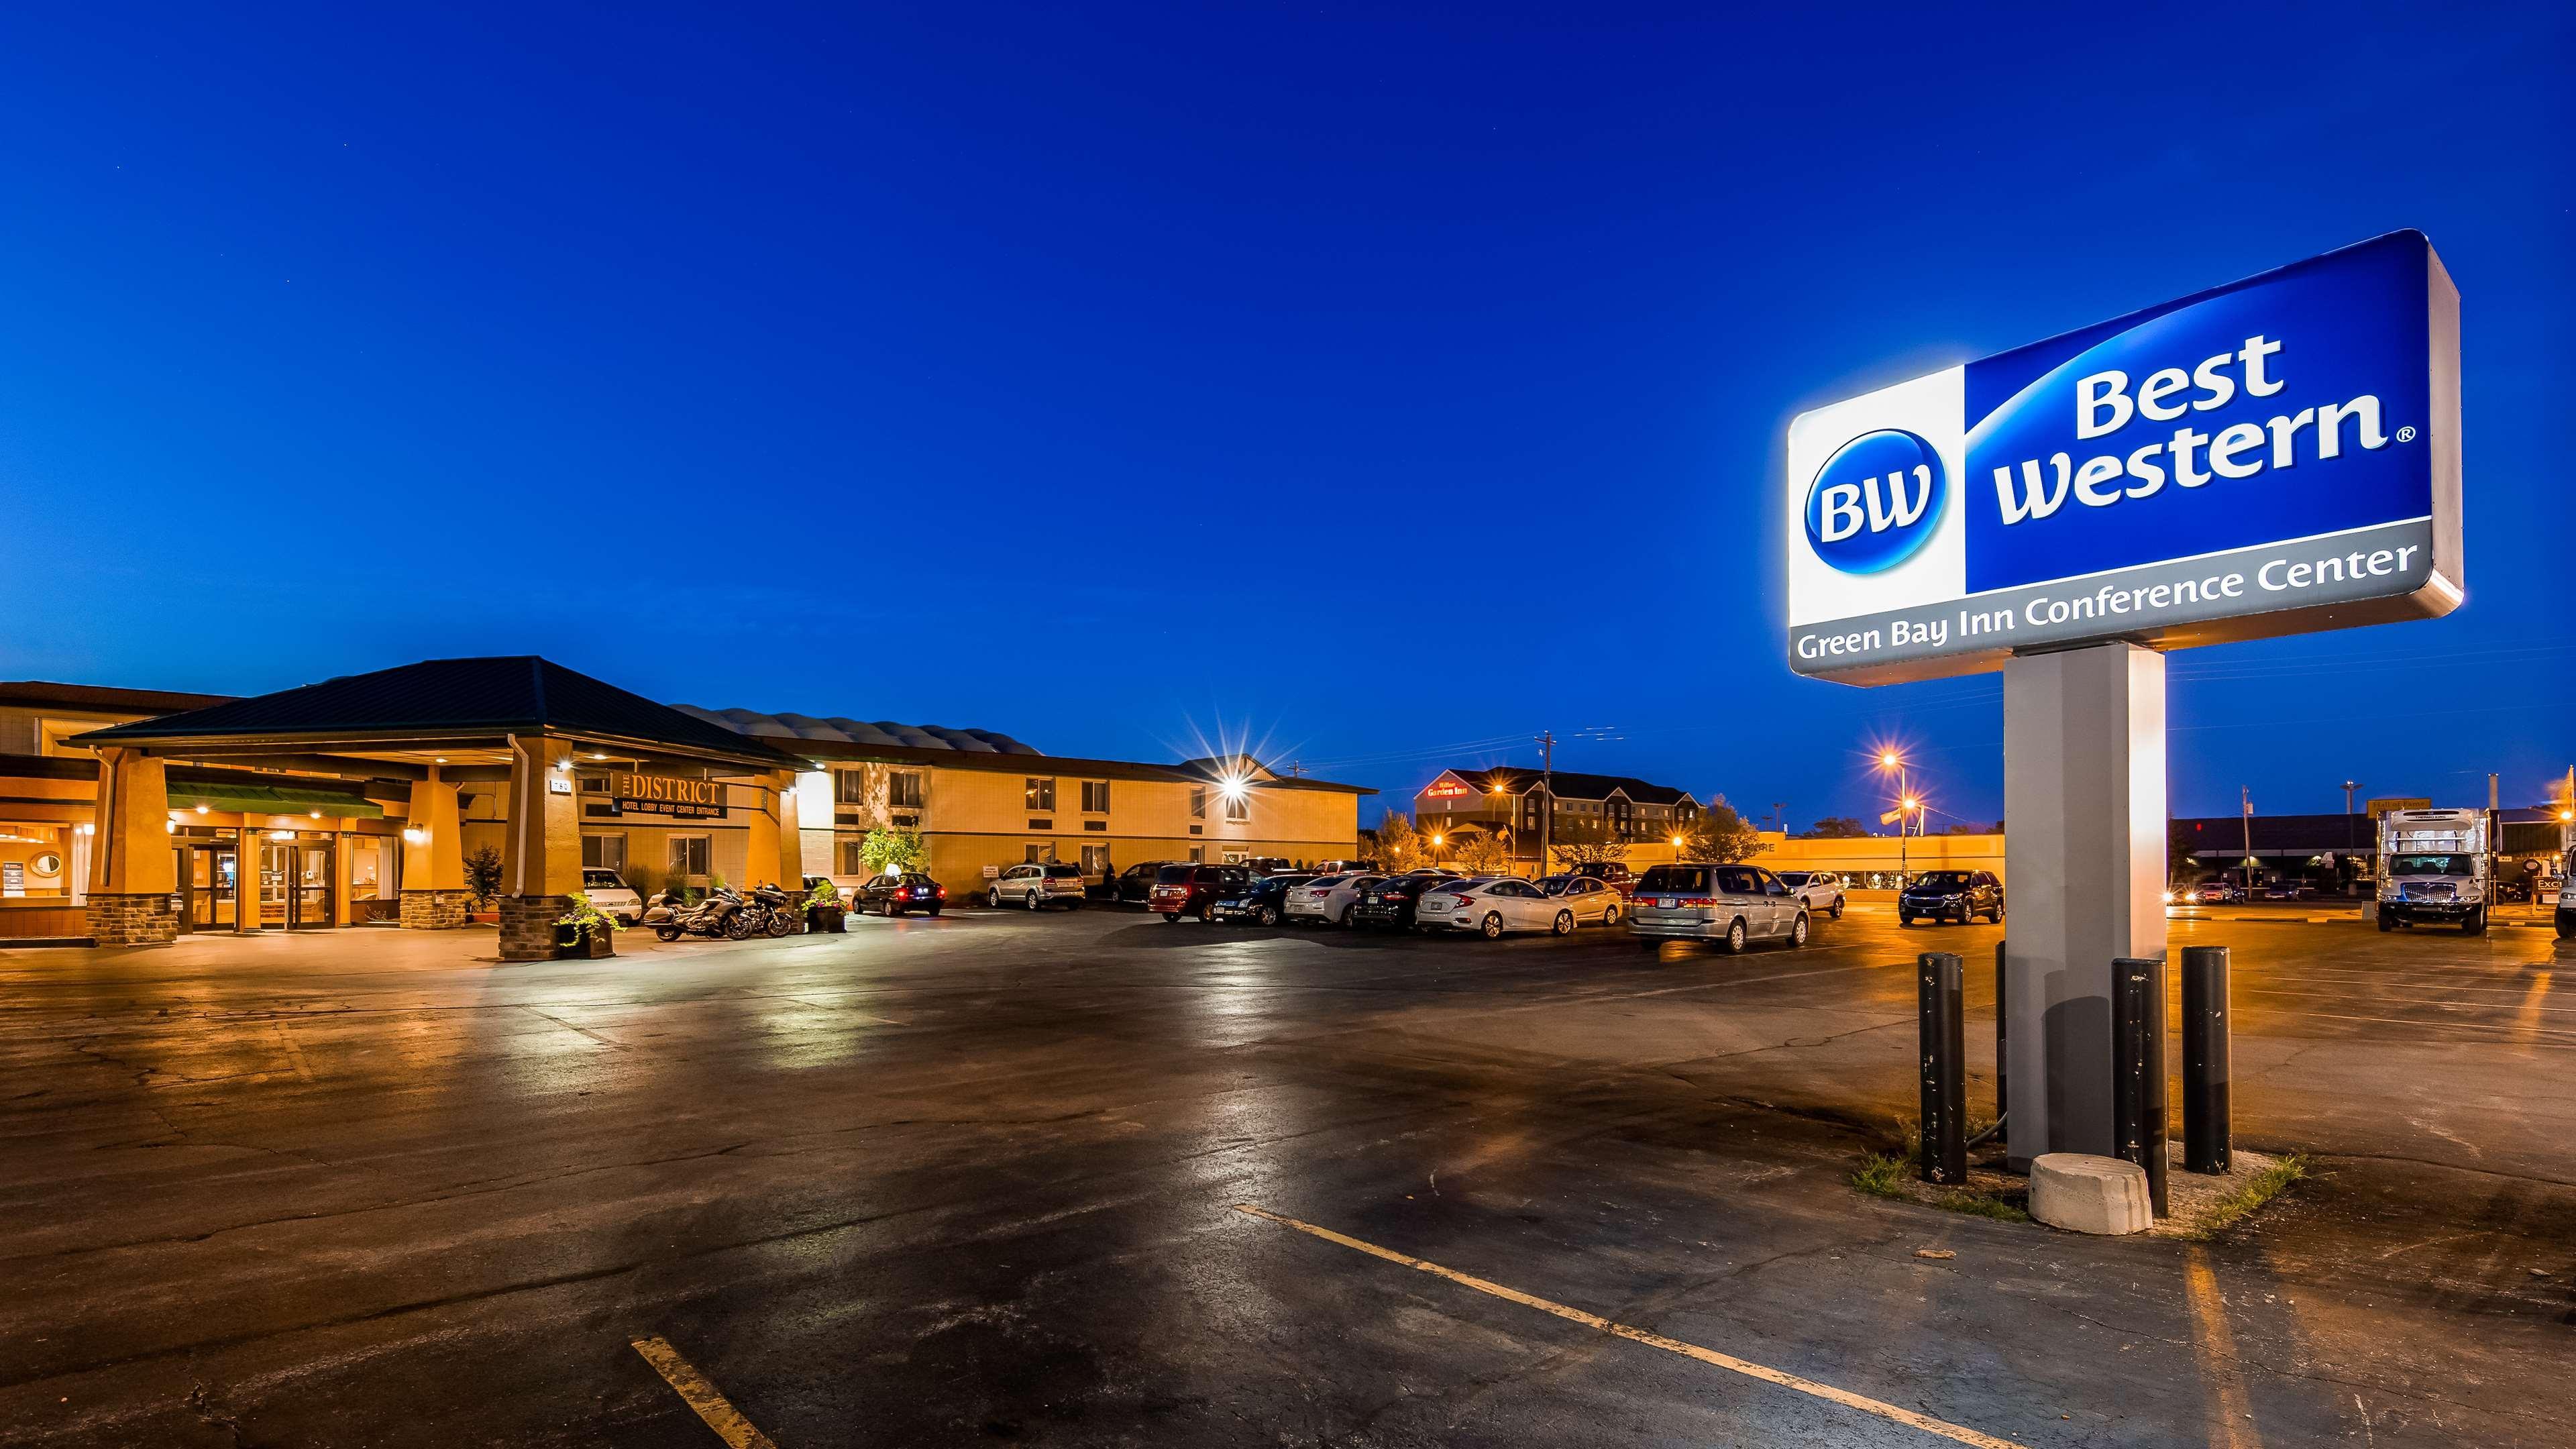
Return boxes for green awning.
[166,784,385,819]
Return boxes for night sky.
[3,3,2567,827]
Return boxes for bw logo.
[1804,429,1946,574]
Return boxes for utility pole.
[1772,802,1786,833]
[2240,786,2256,885]
[1536,730,1556,871]
[2343,780,2360,894]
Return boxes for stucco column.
[776,770,805,883]
[498,735,584,960]
[87,747,177,946]
[742,771,787,889]
[400,768,469,928]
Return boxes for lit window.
[1025,777,1056,812]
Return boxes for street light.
[1877,749,1916,887]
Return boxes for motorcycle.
[645,887,745,942]
[749,883,802,938]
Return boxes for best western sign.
[608,770,725,819]
[1786,231,2461,683]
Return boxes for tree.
[1549,839,1629,869]
[1454,831,1505,875]
[1373,812,1420,871]
[861,826,926,876]
[1801,816,1870,839]
[462,845,504,909]
[1684,795,1771,863]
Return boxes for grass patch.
[1931,1191,2031,1224]
[1851,1152,1909,1198]
[2188,1155,2307,1238]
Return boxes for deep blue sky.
[3,3,2568,826]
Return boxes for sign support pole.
[2001,641,2167,1171]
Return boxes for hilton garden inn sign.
[1786,231,2462,684]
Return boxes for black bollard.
[1919,951,1966,1186]
[2111,955,2169,1216]
[2182,945,2232,1173]
[1994,938,2008,1135]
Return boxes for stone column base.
[498,894,573,961]
[87,892,178,947]
[400,889,474,929]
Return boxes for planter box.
[555,924,616,959]
[810,906,846,934]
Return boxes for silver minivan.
[1627,862,1808,953]
[987,861,1087,910]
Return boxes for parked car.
[1285,872,1385,926]
[987,861,1087,910]
[1110,861,1175,904]
[1627,862,1809,953]
[1773,869,1847,920]
[1350,873,1456,931]
[1210,873,1316,926]
[582,867,645,926]
[1310,859,1376,874]
[2261,881,2320,901]
[2190,880,2242,904]
[856,872,947,916]
[1416,877,1577,938]
[1538,873,1624,925]
[1148,862,1252,922]
[1898,869,2004,926]
[1571,861,1638,898]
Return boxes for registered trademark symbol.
[2396,425,2417,443]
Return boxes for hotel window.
[1224,791,1249,823]
[1024,842,1057,863]
[1080,780,1110,813]
[837,839,867,875]
[1188,846,1204,862]
[1080,844,1109,876]
[1025,777,1055,812]
[889,771,924,809]
[1189,786,1207,820]
[581,833,627,871]
[668,836,710,879]
[834,769,867,805]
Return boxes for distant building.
[1410,767,1699,867]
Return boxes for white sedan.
[1539,874,1625,926]
[1285,873,1385,926]
[1415,877,1577,938]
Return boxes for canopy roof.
[74,657,795,770]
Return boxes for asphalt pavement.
[3,896,2570,1446]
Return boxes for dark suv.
[1350,871,1459,931]
[1572,861,1638,898]
[1898,869,2004,926]
[1148,863,1251,922]
[1210,873,1316,926]
[1112,861,1175,904]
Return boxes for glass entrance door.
[176,844,237,932]
[288,839,334,930]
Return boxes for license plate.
[1659,898,1674,908]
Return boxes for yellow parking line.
[2182,1248,2259,1449]
[631,1335,780,1449]
[1233,1203,2023,1448]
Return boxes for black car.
[1210,873,1316,926]
[1898,869,2004,926]
[1350,871,1458,930]
[855,872,947,916]
[1112,861,1175,904]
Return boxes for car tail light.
[1679,897,1717,906]
[936,886,947,898]
[1446,894,1475,908]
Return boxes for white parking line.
[1234,1203,2025,1448]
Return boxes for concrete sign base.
[2030,1152,2153,1234]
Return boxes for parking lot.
[4,898,2572,1447]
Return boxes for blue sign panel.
[1784,231,2461,684]
[1964,233,2432,594]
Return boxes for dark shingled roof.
[1432,766,1697,807]
[73,657,794,765]
[0,680,235,715]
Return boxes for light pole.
[1878,749,1915,887]
[1670,833,1684,864]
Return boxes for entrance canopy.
[68,657,805,953]
[73,655,796,778]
